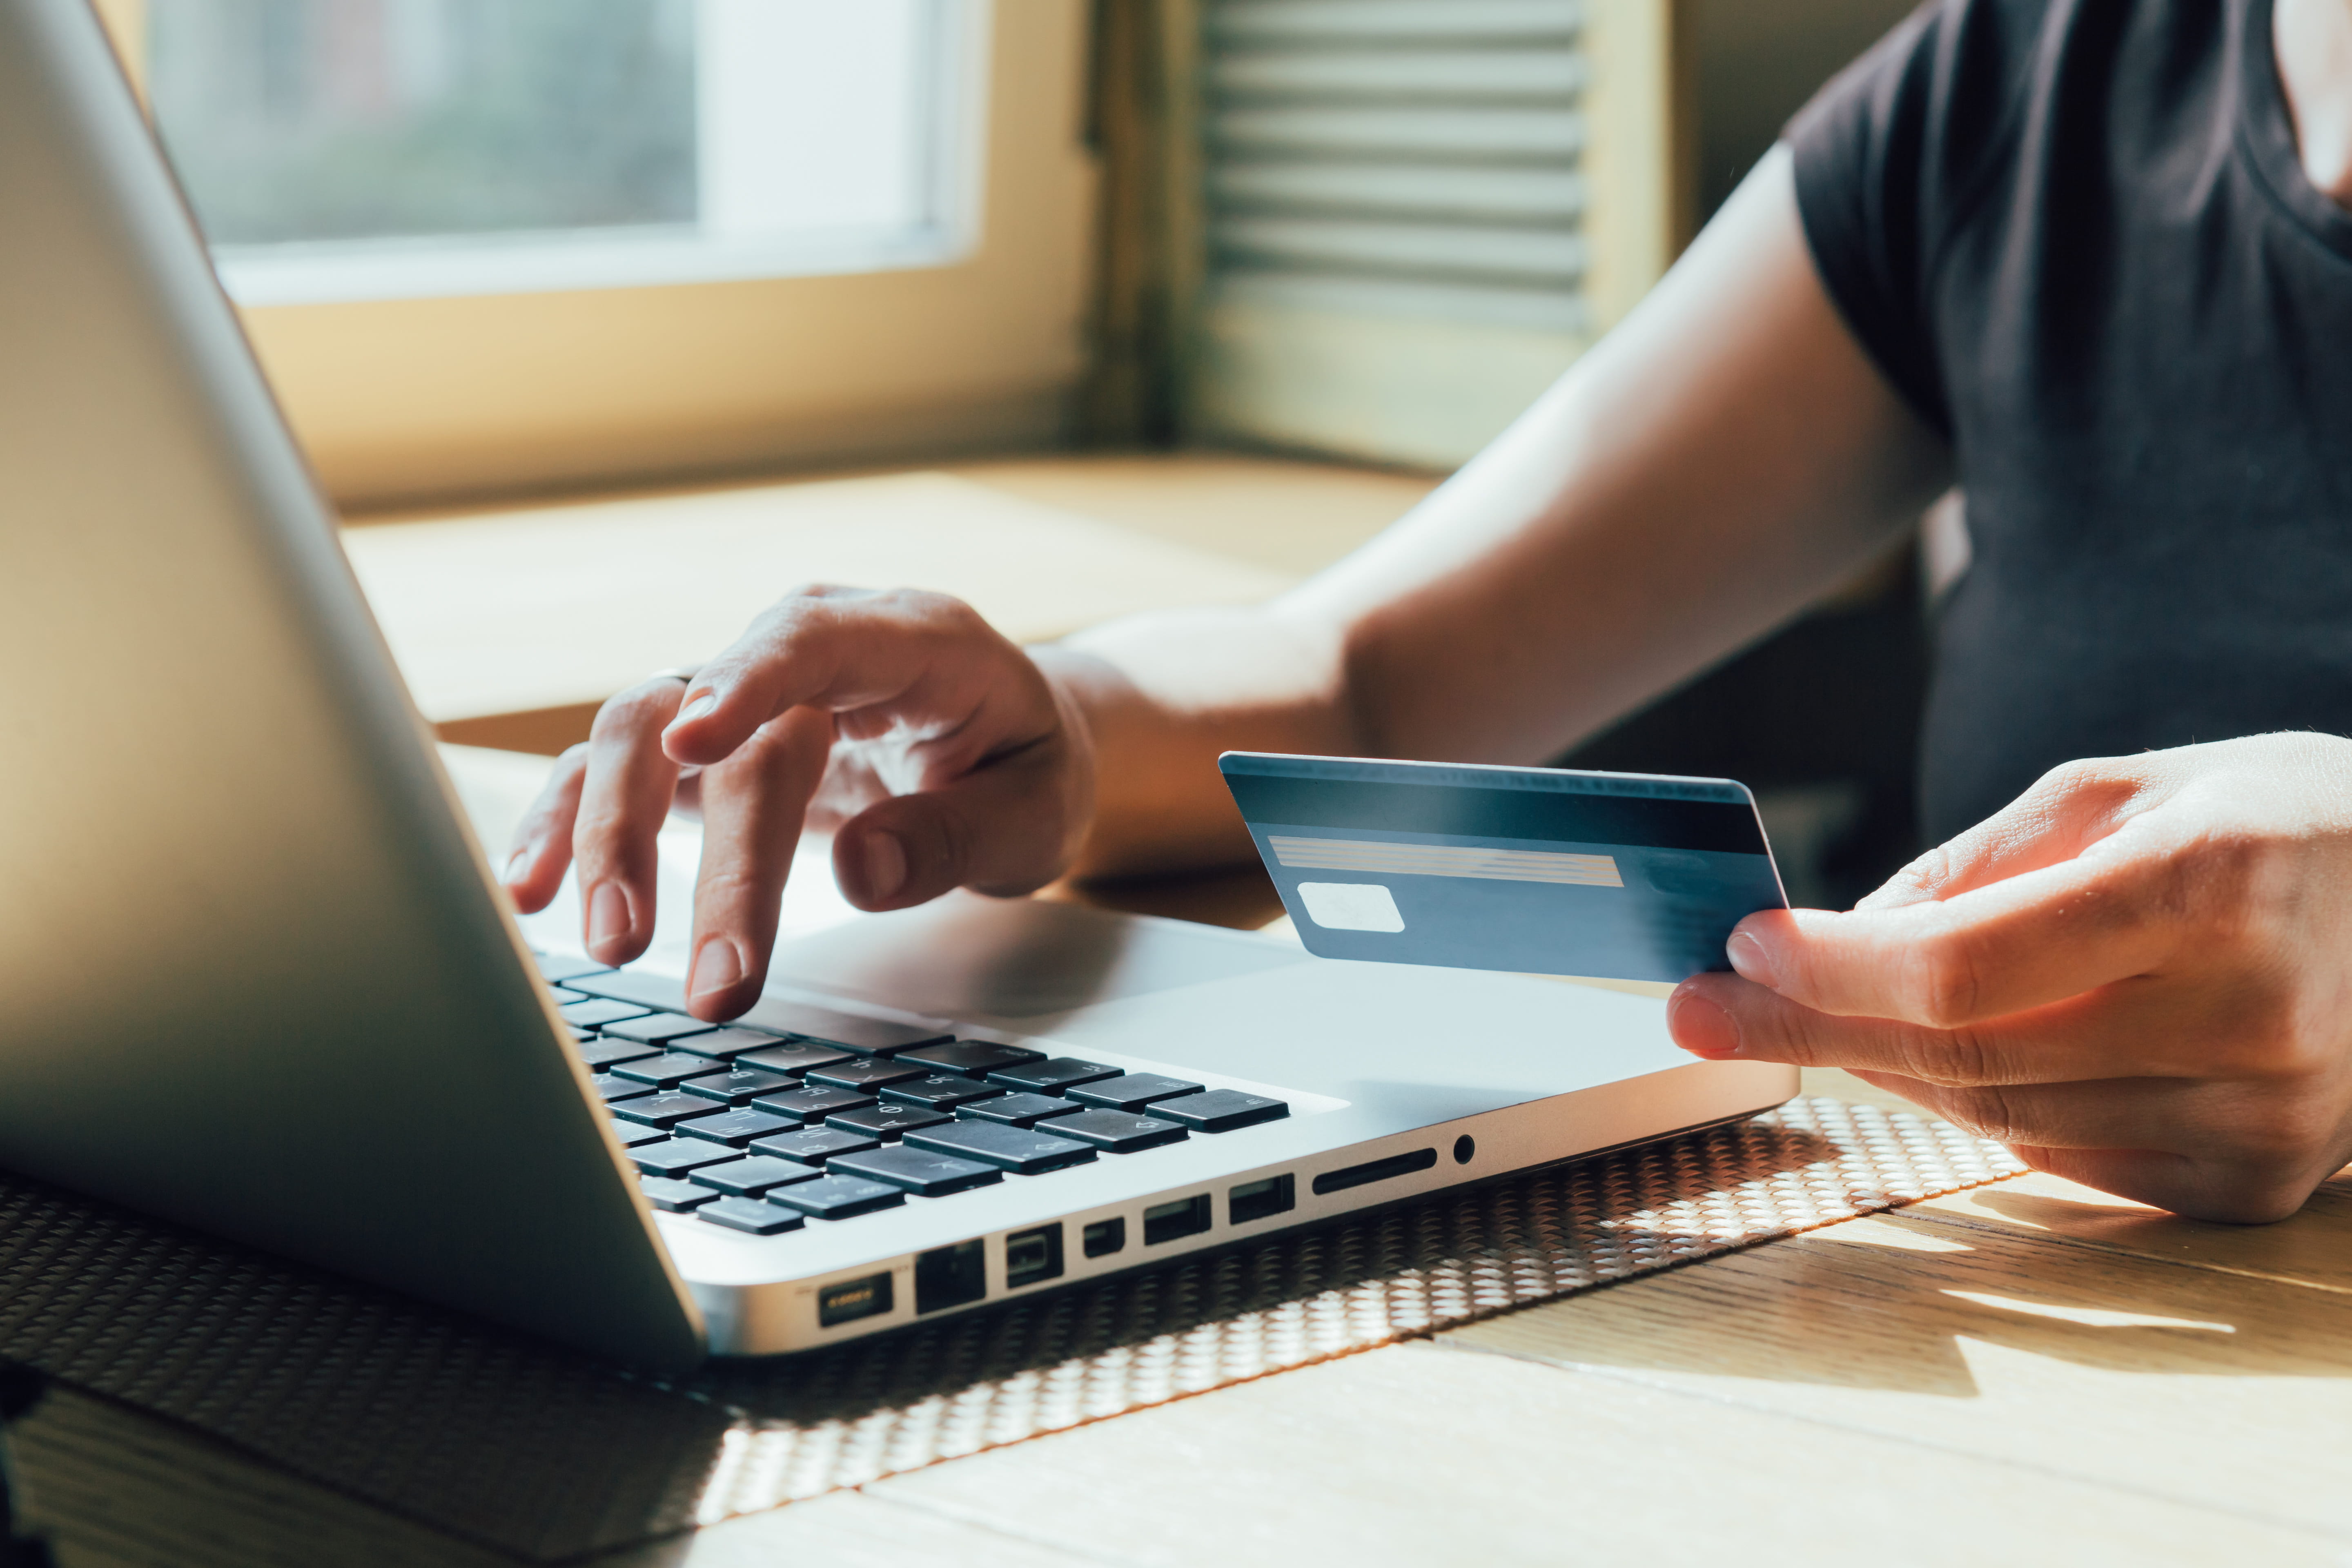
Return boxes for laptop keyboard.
[534,951,1290,1237]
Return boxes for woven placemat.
[0,1098,2022,1560]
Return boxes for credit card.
[1220,752,1787,984]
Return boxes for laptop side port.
[818,1272,894,1328]
[1143,1195,1212,1245]
[914,1240,987,1314]
[1228,1175,1295,1226]
[1005,1224,1064,1289]
[1083,1217,1125,1257]
[1311,1147,1438,1196]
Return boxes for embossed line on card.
[1266,836,1624,887]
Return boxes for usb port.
[1143,1194,1212,1245]
[818,1271,894,1327]
[1005,1224,1064,1289]
[1228,1174,1295,1226]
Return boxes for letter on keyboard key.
[1149,1089,1290,1133]
[954,1092,1083,1129]
[558,998,653,1029]
[1065,1073,1205,1112]
[877,1073,1003,1110]
[804,1058,927,1092]
[690,1155,822,1196]
[728,1040,854,1075]
[905,1120,1096,1175]
[628,1138,739,1176]
[610,1091,721,1129]
[610,1051,729,1089]
[574,1037,662,1071]
[895,1040,1047,1077]
[1045,1109,1189,1154]
[750,1085,875,1124]
[985,1058,1121,1094]
[597,1014,719,1048]
[750,1126,882,1165]
[827,1104,951,1141]
[638,1176,717,1211]
[766,1175,906,1220]
[674,1107,796,1147]
[696,1196,805,1235]
[679,1067,798,1105]
[827,1146,1003,1196]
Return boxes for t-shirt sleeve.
[1785,1,1972,437]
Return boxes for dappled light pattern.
[0,1099,2017,1557]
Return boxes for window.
[145,0,977,304]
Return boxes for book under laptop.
[0,0,1795,1369]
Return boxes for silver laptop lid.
[0,0,700,1368]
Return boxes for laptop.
[0,0,1795,1370]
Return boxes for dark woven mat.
[0,1098,2021,1561]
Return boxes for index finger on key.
[570,678,688,967]
[1726,844,2185,1027]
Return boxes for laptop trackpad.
[765,893,1308,1020]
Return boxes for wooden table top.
[12,750,2349,1566]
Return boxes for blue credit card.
[1221,753,1788,984]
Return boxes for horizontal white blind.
[1202,0,1588,334]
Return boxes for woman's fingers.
[502,745,588,913]
[1668,967,2253,1086]
[1726,817,2191,1028]
[570,677,689,966]
[682,707,834,1018]
[833,731,1089,910]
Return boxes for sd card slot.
[1311,1147,1437,1196]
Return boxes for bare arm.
[505,147,1949,1013]
[1053,147,1952,874]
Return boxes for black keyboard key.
[986,1058,1120,1094]
[828,1103,951,1141]
[605,1117,670,1147]
[906,1120,1097,1175]
[751,1126,882,1165]
[679,1067,799,1105]
[666,1027,793,1062]
[1150,1089,1291,1133]
[611,1091,723,1129]
[690,1155,822,1196]
[804,1058,927,1092]
[829,1146,1002,1197]
[558,998,653,1029]
[639,1176,717,1212]
[955,1092,1083,1129]
[559,973,952,1055]
[728,1040,855,1075]
[675,1107,797,1147]
[534,953,610,983]
[1047,1109,1189,1154]
[599,1014,719,1048]
[896,1040,1047,1078]
[628,1137,738,1176]
[750,1085,876,1124]
[1066,1073,1204,1112]
[767,1175,906,1220]
[610,1051,731,1090]
[574,1036,662,1071]
[878,1074,1004,1110]
[697,1196,806,1235]
[594,1076,653,1104]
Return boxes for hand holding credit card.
[1221,753,1788,984]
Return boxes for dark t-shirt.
[1788,0,2352,842]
